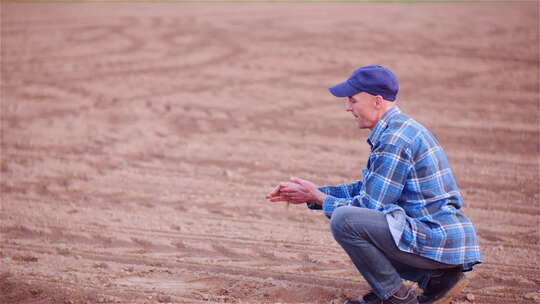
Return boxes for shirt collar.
[367,106,401,147]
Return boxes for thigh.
[331,206,455,270]
[386,246,456,271]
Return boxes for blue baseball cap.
[329,65,399,101]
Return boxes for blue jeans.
[330,206,456,300]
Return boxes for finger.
[285,196,307,204]
[266,193,278,199]
[290,177,314,190]
[266,185,280,198]
[289,196,307,203]
[281,184,304,192]
[280,194,295,201]
[280,188,302,194]
[269,196,288,202]
[267,183,285,198]
[290,176,305,186]
[284,185,309,194]
[290,176,304,184]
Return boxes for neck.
[369,104,396,130]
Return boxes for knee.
[330,206,356,240]
[331,207,380,242]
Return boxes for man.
[266,65,482,304]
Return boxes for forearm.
[306,182,360,211]
[320,189,387,218]
[318,181,362,198]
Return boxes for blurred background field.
[1,2,539,304]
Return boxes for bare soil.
[1,2,539,304]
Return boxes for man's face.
[345,92,380,130]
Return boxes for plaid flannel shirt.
[308,107,482,270]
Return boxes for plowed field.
[1,2,539,304]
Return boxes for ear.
[374,95,384,108]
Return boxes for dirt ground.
[1,2,539,304]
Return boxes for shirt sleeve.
[306,180,363,210]
[321,143,412,218]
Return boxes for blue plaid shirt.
[308,107,482,270]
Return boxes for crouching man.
[266,65,482,304]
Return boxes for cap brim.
[328,80,359,97]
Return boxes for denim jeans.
[330,206,456,300]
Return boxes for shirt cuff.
[306,202,322,210]
[322,195,340,218]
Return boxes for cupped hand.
[266,181,305,204]
[266,177,326,205]
[287,177,326,205]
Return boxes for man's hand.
[284,177,326,205]
[266,177,326,205]
[266,182,289,202]
[265,181,305,204]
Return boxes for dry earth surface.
[1,2,539,304]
